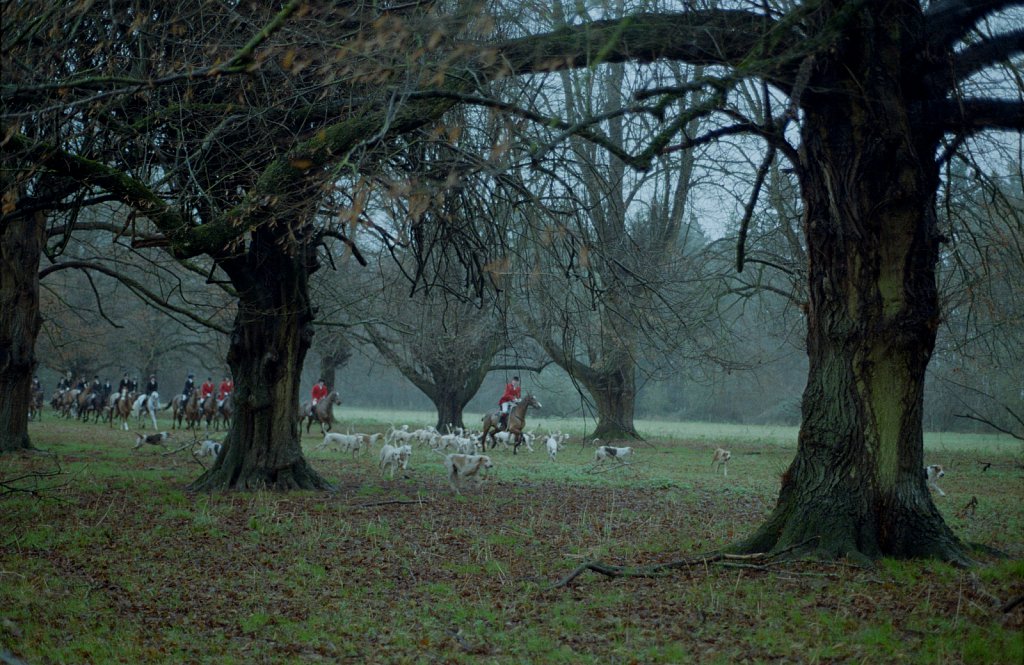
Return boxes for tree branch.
[951,28,1024,83]
[38,260,232,334]
[925,0,1022,51]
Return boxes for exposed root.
[189,459,335,492]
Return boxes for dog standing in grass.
[711,448,731,476]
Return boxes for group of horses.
[164,391,234,431]
[292,390,542,452]
[45,385,164,431]
[37,382,540,445]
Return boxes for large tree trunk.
[433,387,469,432]
[580,360,639,441]
[736,11,968,563]
[190,229,332,491]
[0,211,44,452]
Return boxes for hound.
[380,444,412,479]
[711,448,732,476]
[198,439,222,458]
[133,431,171,450]
[318,432,362,457]
[443,453,494,494]
[925,464,947,496]
[593,445,633,465]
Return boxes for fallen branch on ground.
[352,498,431,508]
[583,461,640,475]
[0,460,66,498]
[550,539,819,589]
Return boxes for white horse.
[132,392,160,430]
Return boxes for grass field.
[2,412,1022,664]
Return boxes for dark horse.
[479,393,542,454]
[217,393,233,430]
[200,394,218,431]
[301,391,342,434]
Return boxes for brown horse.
[479,393,542,454]
[301,391,342,434]
[108,391,137,430]
[217,393,233,430]
[29,387,44,421]
[168,391,201,430]
[200,394,218,430]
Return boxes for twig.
[162,441,195,456]
[969,572,1004,609]
[584,461,641,475]
[956,496,978,519]
[1002,594,1024,613]
[0,460,66,497]
[550,539,819,589]
[352,499,431,508]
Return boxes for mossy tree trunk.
[0,212,44,452]
[189,226,333,491]
[735,9,968,563]
[579,361,639,441]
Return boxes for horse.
[199,394,218,431]
[217,392,233,430]
[166,392,196,429]
[479,393,542,454]
[59,389,79,418]
[301,391,342,434]
[132,392,160,430]
[28,387,44,421]
[108,391,136,430]
[76,386,98,421]
[168,391,202,430]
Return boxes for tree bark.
[0,211,44,452]
[734,7,969,563]
[579,362,639,441]
[189,228,332,491]
[433,387,469,432]
[316,335,352,394]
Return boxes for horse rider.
[200,376,215,409]
[143,374,158,397]
[217,376,233,407]
[180,373,195,405]
[310,378,328,416]
[115,372,131,401]
[31,375,41,395]
[100,377,113,403]
[498,376,521,431]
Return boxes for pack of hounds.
[131,427,951,497]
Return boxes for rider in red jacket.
[498,376,521,430]
[311,379,329,404]
[310,379,329,417]
[217,377,233,404]
[200,377,215,406]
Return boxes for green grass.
[1,415,1022,664]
